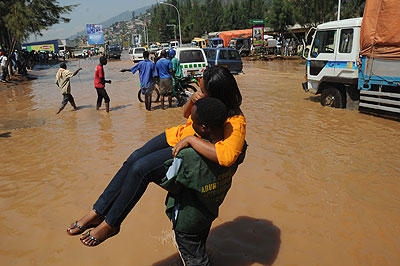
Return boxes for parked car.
[161,43,170,50]
[129,47,146,62]
[175,47,207,77]
[208,38,224,48]
[202,47,243,74]
[149,44,160,53]
[73,49,85,58]
[107,45,122,59]
[228,37,250,56]
[265,38,278,54]
[170,41,179,49]
[191,37,207,48]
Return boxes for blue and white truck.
[302,0,400,115]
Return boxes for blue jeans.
[93,132,172,227]
[1,66,6,80]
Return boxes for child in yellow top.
[70,67,246,247]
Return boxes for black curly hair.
[194,97,228,130]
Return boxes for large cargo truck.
[302,0,400,115]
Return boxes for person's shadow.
[0,132,11,138]
[110,104,132,111]
[152,216,281,266]
[75,104,94,110]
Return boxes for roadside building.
[22,39,76,54]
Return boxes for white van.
[161,43,170,50]
[170,41,179,49]
[175,47,207,77]
[129,47,146,63]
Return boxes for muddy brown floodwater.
[0,52,399,266]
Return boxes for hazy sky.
[29,0,158,42]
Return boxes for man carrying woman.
[66,66,246,248]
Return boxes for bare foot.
[66,210,104,236]
[80,221,120,247]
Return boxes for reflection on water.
[0,53,399,265]
[0,117,46,130]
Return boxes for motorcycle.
[137,75,200,106]
[174,75,199,106]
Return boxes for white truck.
[302,0,400,115]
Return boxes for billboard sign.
[25,44,55,52]
[252,26,264,47]
[86,24,104,45]
[22,39,59,52]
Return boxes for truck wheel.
[320,87,345,108]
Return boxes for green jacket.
[171,57,183,80]
[160,144,246,234]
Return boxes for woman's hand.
[172,136,219,163]
[190,91,206,103]
[183,91,206,118]
[172,136,195,157]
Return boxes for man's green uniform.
[171,57,183,87]
[160,145,246,234]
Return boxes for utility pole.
[337,0,341,20]
[142,23,148,47]
[160,2,182,46]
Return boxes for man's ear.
[200,124,210,135]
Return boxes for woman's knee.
[128,161,152,184]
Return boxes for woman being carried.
[67,66,246,247]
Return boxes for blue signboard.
[86,24,104,45]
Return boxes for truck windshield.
[311,30,336,58]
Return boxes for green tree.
[293,0,337,27]
[223,0,241,30]
[190,1,207,39]
[251,0,267,23]
[267,0,295,33]
[207,0,224,32]
[341,0,366,19]
[0,0,76,78]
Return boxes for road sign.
[250,19,266,24]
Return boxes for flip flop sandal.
[81,230,103,246]
[66,221,97,236]
[80,228,120,247]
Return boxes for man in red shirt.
[95,56,112,112]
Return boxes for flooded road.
[1,52,399,266]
